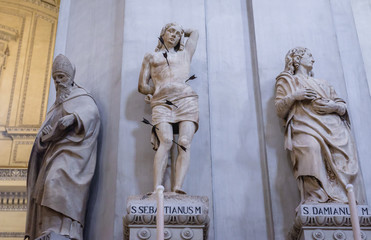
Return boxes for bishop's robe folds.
[26,86,100,240]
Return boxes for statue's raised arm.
[184,29,199,60]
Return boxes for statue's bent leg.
[173,121,196,193]
[154,122,173,191]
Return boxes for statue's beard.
[56,83,71,103]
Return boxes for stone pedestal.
[124,193,209,240]
[35,232,69,240]
[290,204,371,240]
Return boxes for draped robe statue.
[275,47,365,205]
[25,54,100,240]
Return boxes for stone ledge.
[290,204,371,240]
[297,227,370,240]
[124,194,209,240]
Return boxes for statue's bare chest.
[151,52,188,68]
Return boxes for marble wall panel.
[116,1,213,239]
[351,0,371,96]
[251,0,371,238]
[52,0,371,239]
[330,0,371,203]
[205,0,272,239]
[53,0,124,239]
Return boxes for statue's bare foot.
[174,188,187,195]
[140,192,155,200]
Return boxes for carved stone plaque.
[290,204,371,240]
[300,204,371,217]
[128,194,205,216]
[124,193,209,240]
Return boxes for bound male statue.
[138,23,199,194]
[275,47,365,205]
[25,54,100,240]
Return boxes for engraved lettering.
[339,207,346,215]
[318,208,323,214]
[333,208,339,215]
[303,206,309,215]
[313,207,318,214]
[324,207,332,215]
[165,206,171,214]
[131,206,137,214]
[149,206,156,214]
[188,206,193,214]
[362,207,369,215]
[195,207,202,214]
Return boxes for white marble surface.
[205,0,271,239]
[330,0,371,204]
[252,0,371,238]
[51,0,371,239]
[351,0,371,96]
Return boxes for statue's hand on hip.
[58,114,76,130]
[144,94,153,104]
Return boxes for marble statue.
[25,54,100,240]
[275,47,365,205]
[138,23,199,194]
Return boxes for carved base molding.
[0,169,27,211]
[124,193,209,240]
[0,168,27,181]
[297,228,370,240]
[0,191,27,211]
[290,204,371,240]
[0,232,25,238]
